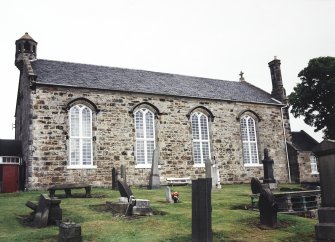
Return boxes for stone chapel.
[14,33,294,189]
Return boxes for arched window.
[134,108,156,167]
[191,112,211,165]
[69,104,93,167]
[240,115,259,165]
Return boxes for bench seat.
[166,177,191,186]
[48,183,92,198]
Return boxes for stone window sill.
[244,164,263,167]
[193,164,205,168]
[67,165,97,169]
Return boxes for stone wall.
[296,151,320,183]
[26,85,289,189]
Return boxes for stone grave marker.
[149,149,160,189]
[192,178,212,242]
[251,177,263,194]
[205,158,221,189]
[165,186,173,203]
[112,167,118,190]
[26,194,62,228]
[313,140,335,241]
[259,186,278,228]
[117,179,133,201]
[262,148,277,189]
[58,221,82,242]
[120,164,127,183]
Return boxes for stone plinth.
[58,221,82,242]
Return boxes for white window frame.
[68,104,95,169]
[134,108,156,168]
[191,112,211,167]
[0,156,21,164]
[240,115,261,166]
[310,154,319,174]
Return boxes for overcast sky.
[1,0,334,142]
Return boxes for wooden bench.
[48,183,92,198]
[166,177,191,186]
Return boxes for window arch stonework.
[189,107,213,167]
[132,102,159,168]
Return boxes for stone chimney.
[15,32,37,70]
[268,57,287,103]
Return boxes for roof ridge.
[36,59,240,84]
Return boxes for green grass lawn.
[0,184,317,242]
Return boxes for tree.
[288,57,335,139]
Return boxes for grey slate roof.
[30,59,281,105]
[0,139,22,156]
[291,131,319,151]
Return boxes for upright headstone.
[192,178,212,242]
[149,149,160,189]
[251,177,263,194]
[112,167,118,190]
[165,186,173,203]
[262,148,277,189]
[205,158,221,189]
[313,140,335,241]
[259,186,278,228]
[205,158,212,179]
[120,165,127,183]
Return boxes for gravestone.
[112,167,118,190]
[262,148,277,189]
[313,140,335,241]
[117,179,133,201]
[109,179,152,216]
[26,194,62,228]
[259,186,278,228]
[120,165,127,183]
[205,158,221,189]
[192,178,212,242]
[166,186,173,203]
[149,149,160,189]
[58,221,82,242]
[251,177,263,194]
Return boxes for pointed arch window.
[191,112,211,166]
[69,104,93,167]
[134,108,156,167]
[240,115,259,165]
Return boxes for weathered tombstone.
[132,199,153,216]
[262,148,277,189]
[33,194,51,228]
[251,177,263,194]
[205,158,212,179]
[166,186,173,203]
[259,186,278,228]
[112,167,118,190]
[26,194,62,228]
[58,221,82,242]
[313,140,335,241]
[149,149,160,189]
[120,164,127,183]
[117,179,133,201]
[205,158,221,189]
[192,178,212,242]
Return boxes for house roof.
[291,130,319,151]
[0,139,22,156]
[30,59,282,105]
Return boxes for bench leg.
[49,190,55,198]
[85,187,92,198]
[65,189,72,198]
